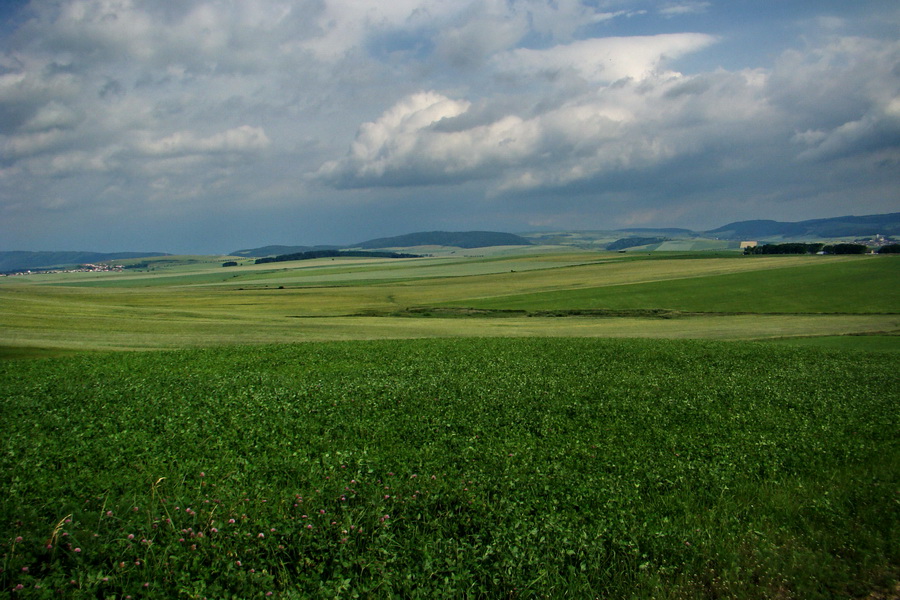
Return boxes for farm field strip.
[2,313,897,353]
[447,257,900,314]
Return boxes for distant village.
[0,263,126,277]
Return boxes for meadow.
[1,252,897,354]
[0,250,898,597]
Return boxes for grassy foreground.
[1,338,897,598]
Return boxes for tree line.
[744,243,876,255]
[253,249,422,264]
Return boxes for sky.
[0,0,898,254]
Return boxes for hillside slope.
[707,212,900,239]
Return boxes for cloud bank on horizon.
[0,0,898,253]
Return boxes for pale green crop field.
[1,251,897,355]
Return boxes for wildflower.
[74,547,81,553]
[105,510,113,517]
[127,534,135,540]
[306,524,313,530]
[14,536,23,543]
[21,566,28,572]
[14,584,24,591]
[235,561,242,567]
[258,533,265,538]
[210,528,218,534]
[199,472,205,478]
[228,519,236,524]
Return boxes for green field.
[448,257,899,314]
[1,250,898,597]
[2,339,897,598]
[2,253,898,353]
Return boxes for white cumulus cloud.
[493,34,719,84]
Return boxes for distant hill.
[353,231,533,249]
[0,251,168,273]
[706,213,900,240]
[230,245,340,258]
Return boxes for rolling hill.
[706,212,900,240]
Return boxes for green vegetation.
[255,250,422,264]
[744,243,825,255]
[607,237,667,251]
[1,254,897,353]
[449,257,899,315]
[0,249,897,597]
[1,339,897,598]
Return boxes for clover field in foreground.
[1,338,897,598]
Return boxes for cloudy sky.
[1,0,898,253]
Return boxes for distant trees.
[222,261,238,267]
[744,242,869,255]
[254,250,421,264]
[607,237,667,251]
[744,243,823,255]
[877,244,900,254]
[822,243,868,254]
